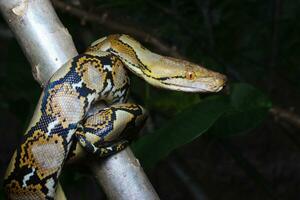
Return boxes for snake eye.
[185,71,196,80]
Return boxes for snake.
[4,34,226,199]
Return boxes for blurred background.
[0,0,300,199]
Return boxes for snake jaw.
[160,74,226,92]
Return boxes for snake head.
[142,56,227,93]
[87,34,227,93]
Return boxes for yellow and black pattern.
[4,53,130,199]
[4,34,226,199]
[75,103,147,157]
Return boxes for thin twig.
[51,0,181,57]
[168,155,208,200]
[270,107,300,130]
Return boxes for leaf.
[209,83,272,137]
[146,89,201,114]
[132,83,272,168]
[131,95,229,168]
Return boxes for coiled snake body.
[4,34,226,199]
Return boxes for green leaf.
[132,83,272,168]
[209,83,272,137]
[131,95,229,168]
[146,90,201,114]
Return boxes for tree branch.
[270,107,300,130]
[51,0,181,58]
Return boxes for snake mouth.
[164,83,224,92]
[160,75,227,93]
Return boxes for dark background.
[1,0,300,199]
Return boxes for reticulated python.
[4,34,226,199]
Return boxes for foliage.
[208,83,272,137]
[132,83,271,168]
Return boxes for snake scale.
[4,34,226,199]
